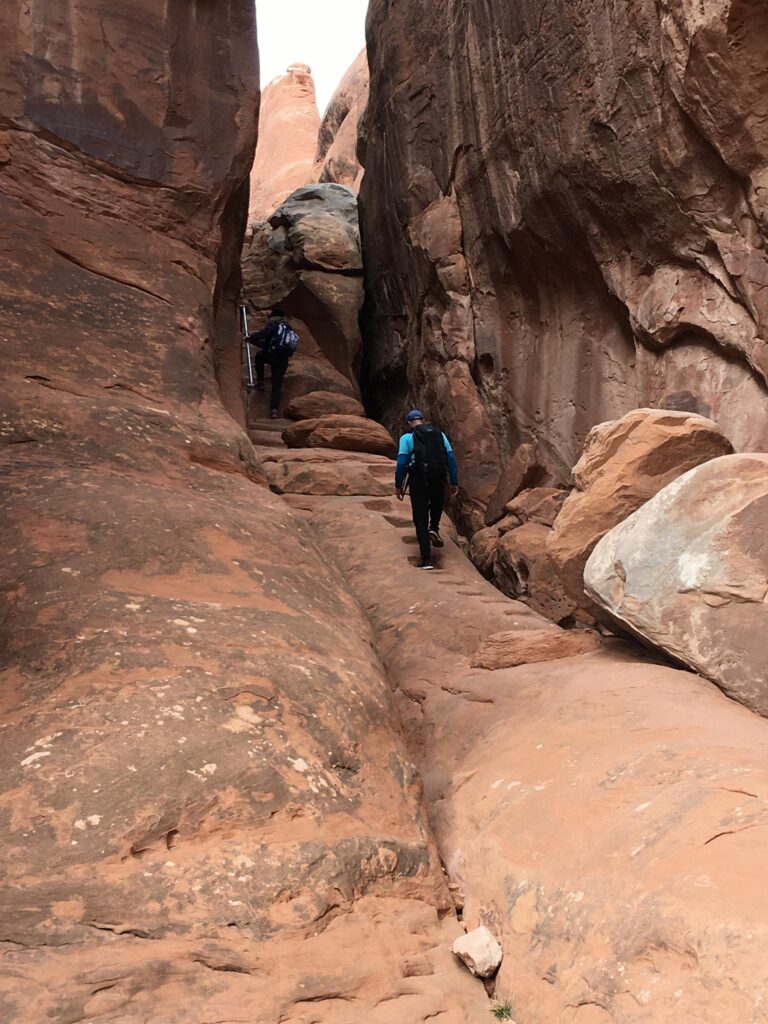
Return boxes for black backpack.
[274,321,300,354]
[412,423,448,484]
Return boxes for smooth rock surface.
[312,495,768,1023]
[247,63,320,227]
[585,453,768,717]
[548,409,734,612]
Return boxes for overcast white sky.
[257,0,368,115]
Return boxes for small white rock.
[452,925,503,978]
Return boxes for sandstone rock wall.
[0,7,486,1021]
[247,63,320,228]
[361,0,768,512]
[315,48,369,190]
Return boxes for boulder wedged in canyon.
[315,49,369,190]
[586,452,768,717]
[311,494,768,1023]
[361,0,768,507]
[243,184,364,395]
[548,408,734,614]
[247,63,320,230]
[0,6,490,1021]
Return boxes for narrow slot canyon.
[2,3,768,1024]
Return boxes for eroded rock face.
[242,184,364,396]
[586,453,768,716]
[0,8,487,1021]
[247,63,320,228]
[315,48,369,189]
[548,408,734,613]
[361,0,768,518]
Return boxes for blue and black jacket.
[395,428,459,490]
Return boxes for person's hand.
[396,488,405,502]
[449,485,459,498]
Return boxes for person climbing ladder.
[396,410,459,569]
[246,308,300,418]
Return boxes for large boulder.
[585,453,768,717]
[242,184,364,386]
[548,409,734,611]
[272,183,362,271]
[247,64,320,228]
[283,415,397,458]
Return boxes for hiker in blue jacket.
[247,308,299,418]
[396,410,459,570]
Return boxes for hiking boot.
[270,409,279,419]
[419,560,435,570]
[429,528,444,547]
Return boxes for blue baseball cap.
[406,409,424,422]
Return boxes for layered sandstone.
[0,7,488,1021]
[361,0,768,520]
[247,63,320,228]
[315,49,369,189]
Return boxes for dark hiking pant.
[255,349,290,411]
[409,474,445,562]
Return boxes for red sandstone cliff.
[315,49,369,190]
[360,0,768,515]
[248,63,320,228]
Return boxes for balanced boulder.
[548,409,733,612]
[585,453,768,716]
[283,414,397,458]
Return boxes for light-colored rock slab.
[585,452,768,716]
[549,409,733,613]
[452,925,503,977]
